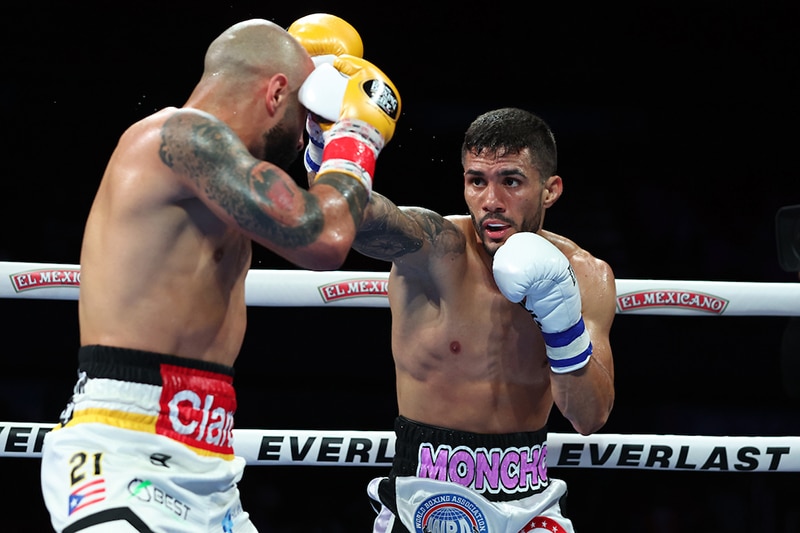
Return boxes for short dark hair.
[461,107,557,179]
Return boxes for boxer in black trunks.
[351,108,617,532]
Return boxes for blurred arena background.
[2,2,798,531]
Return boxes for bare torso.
[389,215,556,434]
[79,108,251,366]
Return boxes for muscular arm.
[352,191,464,271]
[160,109,366,270]
[550,251,616,435]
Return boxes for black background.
[2,2,799,531]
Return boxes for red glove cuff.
[315,119,385,197]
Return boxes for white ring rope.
[3,261,798,473]
[2,422,798,472]
[1,261,799,316]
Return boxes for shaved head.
[202,18,311,89]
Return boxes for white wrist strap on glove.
[538,314,593,374]
[491,231,593,374]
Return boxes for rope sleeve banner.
[1,261,799,316]
[3,422,798,472]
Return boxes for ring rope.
[3,261,798,473]
[2,261,799,316]
[2,422,798,472]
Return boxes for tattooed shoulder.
[159,110,240,173]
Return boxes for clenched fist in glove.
[299,55,401,196]
[493,232,593,374]
[288,13,365,173]
[288,13,363,66]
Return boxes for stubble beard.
[261,116,301,172]
[471,204,544,257]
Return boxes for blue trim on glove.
[541,318,586,347]
[542,317,593,373]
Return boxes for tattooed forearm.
[353,195,465,261]
[355,215,423,261]
[409,208,465,256]
[245,163,325,247]
[312,173,368,229]
[159,110,343,249]
[353,194,421,260]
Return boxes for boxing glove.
[303,114,325,173]
[301,55,401,195]
[288,13,363,67]
[300,55,400,141]
[493,232,593,374]
[288,14,364,172]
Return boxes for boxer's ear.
[543,175,563,208]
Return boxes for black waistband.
[392,415,548,475]
[78,344,235,385]
[387,416,550,503]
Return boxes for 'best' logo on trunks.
[155,364,236,456]
[417,443,549,496]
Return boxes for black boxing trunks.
[368,416,574,533]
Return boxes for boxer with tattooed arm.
[351,108,616,533]
[40,15,400,532]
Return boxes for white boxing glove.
[299,56,399,142]
[288,13,365,173]
[299,55,400,196]
[298,63,343,173]
[299,62,348,124]
[493,232,593,374]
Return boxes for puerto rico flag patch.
[69,478,106,515]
